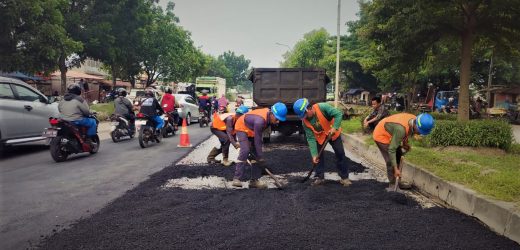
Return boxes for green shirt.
[303,103,343,157]
[384,121,412,167]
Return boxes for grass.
[405,139,520,205]
[90,102,114,121]
[341,117,363,134]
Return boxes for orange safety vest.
[211,113,234,131]
[373,113,416,144]
[302,104,342,144]
[234,108,269,137]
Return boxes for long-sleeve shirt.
[244,113,268,159]
[114,96,133,116]
[384,122,411,167]
[224,115,238,145]
[303,103,343,157]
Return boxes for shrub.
[429,119,513,150]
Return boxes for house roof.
[51,70,104,80]
[345,88,365,95]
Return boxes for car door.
[185,96,199,120]
[11,83,59,137]
[0,82,27,139]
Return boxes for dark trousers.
[123,113,135,132]
[234,132,261,180]
[375,142,403,184]
[210,128,230,157]
[315,136,349,179]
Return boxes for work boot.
[311,178,325,186]
[207,147,221,164]
[249,179,267,189]
[232,179,242,187]
[339,178,352,187]
[222,158,233,167]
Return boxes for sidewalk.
[98,121,112,140]
[513,125,520,143]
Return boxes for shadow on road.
[1,143,49,160]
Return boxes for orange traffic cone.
[177,118,192,147]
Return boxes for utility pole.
[334,0,341,108]
[486,49,494,109]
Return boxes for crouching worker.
[373,113,434,191]
[293,98,351,187]
[232,102,288,188]
[207,105,250,166]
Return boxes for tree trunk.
[59,54,67,95]
[130,75,136,88]
[111,64,117,88]
[458,4,477,121]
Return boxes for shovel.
[301,134,333,183]
[393,156,404,192]
[247,159,284,190]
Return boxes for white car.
[174,94,200,125]
[0,76,59,152]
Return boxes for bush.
[429,119,513,150]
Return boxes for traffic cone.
[177,118,192,147]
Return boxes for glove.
[329,127,338,136]
[401,144,411,155]
[233,143,240,149]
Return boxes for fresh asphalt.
[0,124,211,250]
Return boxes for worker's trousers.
[315,136,349,179]
[234,131,261,180]
[375,142,403,184]
[210,128,230,157]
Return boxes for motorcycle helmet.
[117,88,127,97]
[67,83,82,95]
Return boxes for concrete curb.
[341,133,520,244]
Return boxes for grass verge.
[91,102,114,121]
[341,117,363,134]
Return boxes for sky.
[159,0,360,68]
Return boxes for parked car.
[0,76,59,153]
[174,94,200,125]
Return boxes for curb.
[341,133,520,244]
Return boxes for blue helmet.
[293,98,309,119]
[416,113,435,135]
[271,102,287,121]
[236,105,249,115]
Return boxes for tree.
[0,0,82,94]
[358,0,520,121]
[218,51,251,88]
[281,28,329,68]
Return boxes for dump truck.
[248,68,331,141]
[195,77,226,97]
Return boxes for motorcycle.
[199,107,210,128]
[109,114,134,142]
[43,115,100,162]
[162,111,178,138]
[136,113,163,148]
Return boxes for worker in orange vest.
[207,105,250,166]
[373,113,435,191]
[293,98,351,187]
[233,102,288,188]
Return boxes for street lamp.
[334,0,341,108]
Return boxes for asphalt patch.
[37,148,519,249]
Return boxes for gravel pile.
[38,137,519,249]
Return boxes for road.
[37,134,519,249]
[0,124,211,250]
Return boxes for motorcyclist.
[139,88,164,135]
[160,87,179,129]
[58,83,97,143]
[113,88,135,135]
[198,90,211,118]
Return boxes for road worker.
[293,98,351,187]
[372,113,435,191]
[232,102,288,188]
[207,105,250,166]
